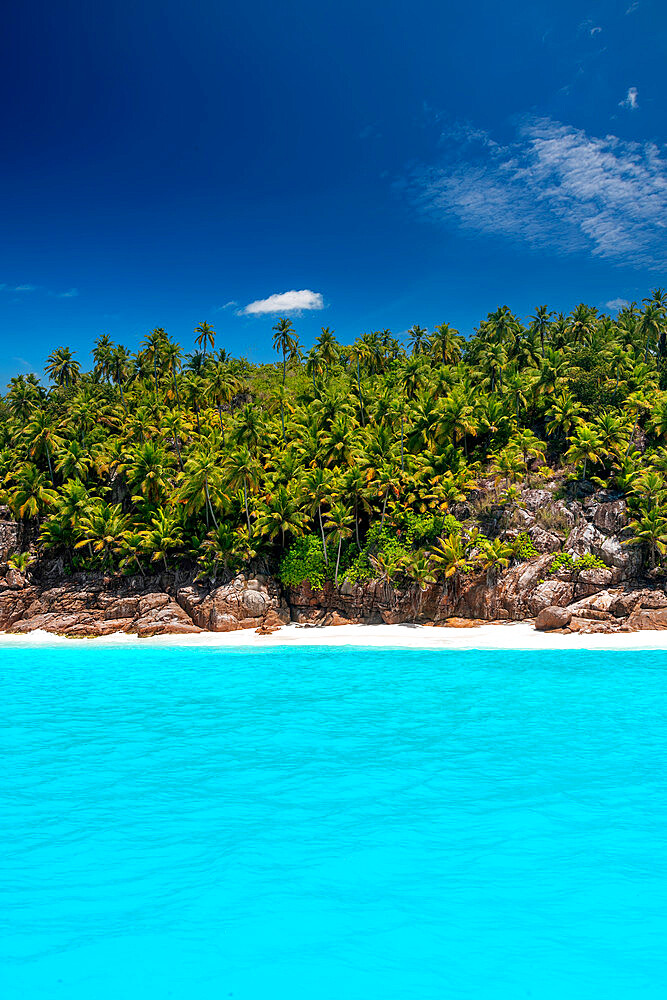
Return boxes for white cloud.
[626,1,639,13]
[215,300,238,312]
[239,289,325,316]
[56,288,79,298]
[1,283,37,292]
[619,87,639,110]
[590,26,602,35]
[400,116,667,268]
[606,298,630,311]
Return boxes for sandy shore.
[1,621,667,650]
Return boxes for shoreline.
[2,621,667,651]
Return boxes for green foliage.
[548,551,606,575]
[4,291,667,583]
[512,532,539,561]
[279,535,333,590]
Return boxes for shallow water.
[2,644,667,999]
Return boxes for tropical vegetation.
[4,294,667,590]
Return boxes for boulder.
[535,606,572,631]
[441,617,481,628]
[178,575,288,632]
[626,608,667,630]
[527,526,562,553]
[0,517,20,562]
[592,499,628,535]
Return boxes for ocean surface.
[2,643,667,999]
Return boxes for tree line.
[3,291,667,588]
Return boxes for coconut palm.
[324,502,354,586]
[45,347,81,387]
[194,321,216,362]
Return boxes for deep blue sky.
[1,0,665,382]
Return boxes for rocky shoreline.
[3,487,667,638]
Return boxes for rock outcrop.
[3,483,667,636]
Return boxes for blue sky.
[1,0,665,383]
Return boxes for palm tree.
[92,334,115,383]
[224,446,261,531]
[408,324,428,356]
[627,508,667,569]
[194,321,216,362]
[546,391,584,440]
[139,509,184,571]
[302,466,334,563]
[566,424,603,490]
[24,410,63,483]
[111,345,131,412]
[325,502,353,585]
[530,305,553,358]
[141,328,167,395]
[163,340,183,406]
[256,486,306,548]
[121,441,173,505]
[7,464,58,519]
[429,323,463,365]
[74,501,128,568]
[45,347,81,387]
[272,317,298,384]
[179,448,222,528]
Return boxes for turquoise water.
[2,645,667,999]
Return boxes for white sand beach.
[2,621,667,650]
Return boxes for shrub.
[513,532,538,560]
[279,536,333,590]
[548,551,606,575]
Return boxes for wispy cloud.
[239,289,325,316]
[12,356,37,371]
[215,300,238,312]
[606,298,630,311]
[626,1,639,13]
[590,25,602,35]
[400,116,667,268]
[56,288,79,298]
[619,86,639,110]
[0,283,37,292]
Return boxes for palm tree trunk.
[400,414,404,472]
[172,434,183,471]
[172,364,181,407]
[354,500,361,550]
[318,506,328,565]
[204,473,219,529]
[357,358,365,426]
[335,538,342,586]
[244,479,250,532]
[45,441,54,483]
[380,489,389,528]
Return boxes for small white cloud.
[215,300,238,312]
[12,356,36,370]
[13,284,36,292]
[619,87,639,110]
[57,288,79,298]
[626,1,639,13]
[590,26,602,35]
[240,289,325,316]
[606,298,630,311]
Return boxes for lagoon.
[3,643,667,998]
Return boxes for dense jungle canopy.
[4,294,667,586]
